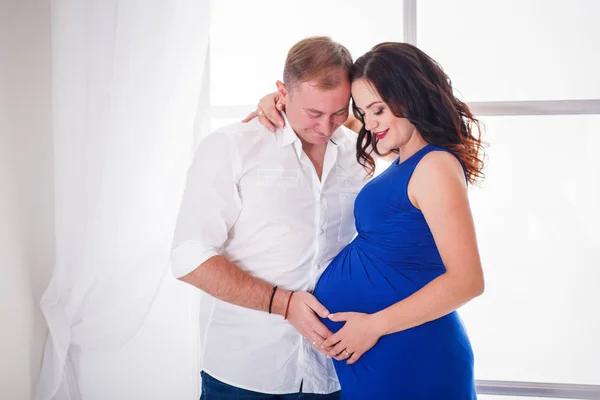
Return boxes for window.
[464,115,600,385]
[418,0,600,102]
[210,0,404,107]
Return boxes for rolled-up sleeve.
[171,131,242,278]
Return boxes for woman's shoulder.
[412,147,466,188]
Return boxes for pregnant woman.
[253,42,485,399]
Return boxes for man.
[171,36,366,399]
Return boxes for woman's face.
[351,78,418,154]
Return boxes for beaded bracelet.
[268,286,278,314]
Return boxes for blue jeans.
[200,371,341,400]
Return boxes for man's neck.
[300,139,328,181]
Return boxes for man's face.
[280,74,351,146]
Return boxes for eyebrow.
[305,106,349,114]
[366,101,383,109]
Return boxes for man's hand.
[275,291,333,356]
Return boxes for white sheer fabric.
[37,1,211,399]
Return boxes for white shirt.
[171,115,367,394]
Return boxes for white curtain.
[37,1,212,399]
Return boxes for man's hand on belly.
[280,291,333,356]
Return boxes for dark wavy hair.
[351,42,485,184]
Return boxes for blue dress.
[314,144,477,399]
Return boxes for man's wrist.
[271,288,292,316]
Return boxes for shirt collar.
[278,112,299,147]
[329,127,345,147]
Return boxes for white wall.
[0,1,54,399]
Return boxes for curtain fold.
[37,1,212,399]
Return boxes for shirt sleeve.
[170,131,242,278]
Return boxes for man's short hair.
[283,36,353,91]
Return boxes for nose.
[364,114,377,132]
[318,116,335,135]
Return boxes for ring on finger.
[344,350,351,356]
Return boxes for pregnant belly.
[314,245,438,333]
[313,247,475,394]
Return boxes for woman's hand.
[242,91,286,132]
[322,312,385,365]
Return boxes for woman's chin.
[376,144,391,155]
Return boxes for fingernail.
[279,122,284,128]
